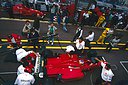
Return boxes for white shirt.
[14,72,35,85]
[17,65,25,75]
[86,32,94,41]
[75,39,85,50]
[101,62,114,82]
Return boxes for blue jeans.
[63,24,67,32]
[48,35,54,44]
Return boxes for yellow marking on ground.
[22,46,34,48]
[46,46,66,49]
[21,40,28,42]
[7,46,13,48]
[38,40,46,42]
[4,46,121,50]
[1,39,126,46]
[1,39,8,42]
[118,43,126,45]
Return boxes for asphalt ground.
[0,18,128,85]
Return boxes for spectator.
[80,11,90,26]
[96,28,109,44]
[110,13,119,28]
[85,31,95,49]
[56,10,61,25]
[22,20,32,38]
[106,36,120,52]
[28,0,34,8]
[47,23,57,45]
[88,10,98,26]
[95,61,114,85]
[33,14,41,33]
[73,12,79,25]
[62,6,69,17]
[5,0,14,18]
[50,4,57,23]
[62,15,69,32]
[78,8,86,23]
[72,25,83,42]
[28,29,40,51]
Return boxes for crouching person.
[14,67,35,85]
[16,48,39,71]
[95,61,114,85]
[7,33,22,48]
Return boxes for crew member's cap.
[105,28,110,31]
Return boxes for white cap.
[66,45,75,52]
[16,48,28,62]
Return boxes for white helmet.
[66,45,75,53]
[16,48,28,62]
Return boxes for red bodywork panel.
[46,53,101,81]
[13,4,44,16]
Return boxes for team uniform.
[16,48,38,73]
[101,62,114,82]
[75,39,85,56]
[97,28,109,44]
[14,72,35,85]
[95,62,114,85]
[7,33,22,48]
[95,15,105,27]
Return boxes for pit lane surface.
[0,18,128,85]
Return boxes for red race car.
[45,53,102,81]
[13,4,45,17]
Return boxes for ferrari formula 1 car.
[45,53,102,81]
[13,4,45,17]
